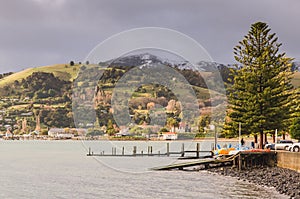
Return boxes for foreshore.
[208,166,300,198]
[0,136,246,142]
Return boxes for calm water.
[0,140,288,199]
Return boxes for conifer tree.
[224,22,296,148]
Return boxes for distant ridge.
[0,53,299,89]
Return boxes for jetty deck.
[151,158,231,171]
[150,151,276,171]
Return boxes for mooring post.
[133,146,137,156]
[181,143,185,157]
[114,147,117,155]
[150,146,153,154]
[238,153,242,171]
[167,143,170,157]
[88,147,91,156]
[141,151,143,156]
[196,143,200,158]
[122,147,124,156]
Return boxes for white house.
[161,132,178,140]
[48,128,74,139]
[48,128,87,139]
[5,129,13,138]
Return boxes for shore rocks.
[208,166,300,198]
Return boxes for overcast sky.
[0,0,299,73]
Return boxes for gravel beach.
[208,166,300,198]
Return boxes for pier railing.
[87,143,214,159]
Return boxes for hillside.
[0,63,81,88]
[0,54,298,137]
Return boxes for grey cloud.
[0,0,299,73]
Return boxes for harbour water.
[0,140,288,198]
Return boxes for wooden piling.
[238,153,242,170]
[122,147,124,156]
[133,146,137,156]
[196,143,200,158]
[167,143,170,157]
[181,143,185,157]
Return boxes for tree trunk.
[259,130,264,149]
[272,133,275,143]
[264,133,268,144]
[282,132,286,140]
[254,134,258,143]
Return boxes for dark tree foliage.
[224,22,297,148]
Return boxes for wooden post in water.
[122,147,124,156]
[196,143,200,158]
[148,146,152,155]
[133,146,137,156]
[167,143,170,157]
[181,143,185,157]
[88,147,91,156]
[238,153,242,171]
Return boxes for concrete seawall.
[277,151,300,172]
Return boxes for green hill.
[0,63,81,88]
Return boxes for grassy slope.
[0,64,81,88]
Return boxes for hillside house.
[5,129,13,138]
[48,128,87,139]
[48,128,74,139]
[161,132,178,140]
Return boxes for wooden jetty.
[151,158,231,171]
[150,150,276,171]
[86,142,276,171]
[87,143,214,159]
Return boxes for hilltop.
[0,63,81,88]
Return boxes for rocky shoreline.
[208,166,300,199]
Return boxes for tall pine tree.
[224,22,296,148]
